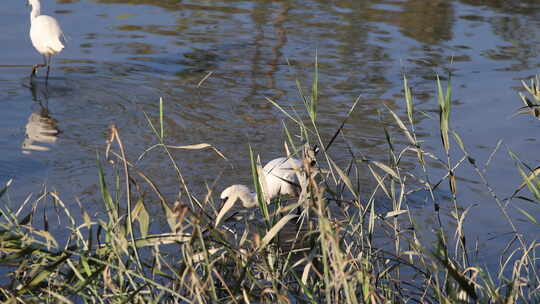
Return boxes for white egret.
[28,0,65,80]
[215,157,307,227]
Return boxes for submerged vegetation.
[0,71,539,303]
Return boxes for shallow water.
[0,0,539,267]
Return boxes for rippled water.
[1,0,539,265]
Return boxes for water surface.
[0,0,539,267]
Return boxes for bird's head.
[219,184,250,206]
[215,185,252,227]
[27,0,39,7]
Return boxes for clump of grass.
[0,67,539,303]
[514,74,540,119]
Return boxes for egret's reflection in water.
[22,82,59,154]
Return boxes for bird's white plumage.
[262,157,303,199]
[215,157,305,227]
[30,15,64,55]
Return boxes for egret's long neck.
[240,192,258,208]
[30,3,41,22]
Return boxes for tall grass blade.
[516,206,539,226]
[249,146,270,227]
[257,214,298,251]
[310,51,318,122]
[0,179,12,199]
[96,154,117,222]
[403,74,414,125]
[325,96,360,151]
[131,199,150,238]
[159,97,164,139]
[437,75,451,153]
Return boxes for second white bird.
[216,157,305,227]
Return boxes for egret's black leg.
[30,66,36,79]
[45,55,52,82]
[31,55,48,78]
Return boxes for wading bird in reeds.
[215,147,318,227]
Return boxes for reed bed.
[0,71,539,303]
